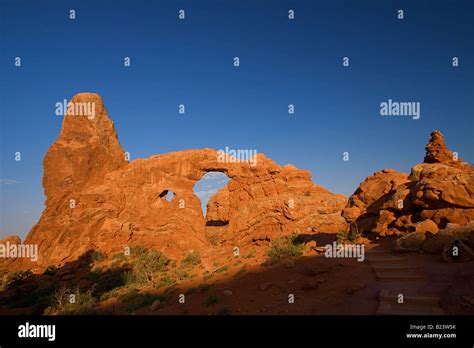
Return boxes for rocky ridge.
[4,93,347,269]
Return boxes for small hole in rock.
[159,190,175,202]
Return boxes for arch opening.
[159,190,175,202]
[192,171,230,217]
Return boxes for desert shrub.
[112,252,126,262]
[205,295,219,307]
[119,290,167,312]
[6,270,32,284]
[85,269,102,282]
[409,170,420,181]
[181,251,201,267]
[0,271,11,292]
[172,269,190,281]
[99,288,123,302]
[123,248,170,286]
[123,271,138,285]
[197,283,211,293]
[42,266,59,277]
[44,286,97,315]
[90,251,104,262]
[215,265,228,273]
[155,276,176,289]
[336,231,353,244]
[185,287,196,295]
[7,286,55,314]
[90,267,128,296]
[233,268,246,278]
[130,246,148,256]
[265,235,305,265]
[0,270,8,284]
[336,223,361,244]
[0,270,33,294]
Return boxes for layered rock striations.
[342,130,474,237]
[10,93,347,268]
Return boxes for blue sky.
[193,172,230,214]
[1,0,473,239]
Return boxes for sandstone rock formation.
[8,93,347,269]
[342,130,474,238]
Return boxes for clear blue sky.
[1,0,473,239]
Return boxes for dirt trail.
[365,238,473,315]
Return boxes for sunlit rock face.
[343,130,474,236]
[13,93,347,269]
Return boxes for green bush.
[119,291,167,312]
[336,223,361,244]
[197,283,211,293]
[265,235,305,265]
[181,251,201,267]
[42,266,59,277]
[172,269,190,281]
[155,276,176,289]
[112,252,126,262]
[90,251,104,262]
[336,230,354,244]
[205,295,219,307]
[409,170,420,181]
[123,248,170,286]
[1,271,33,292]
[99,288,122,302]
[215,265,228,273]
[44,287,97,315]
[8,286,55,315]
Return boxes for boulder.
[150,300,161,311]
[342,130,474,237]
[440,222,474,241]
[422,235,455,254]
[393,232,426,251]
[414,219,439,235]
